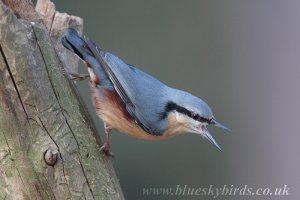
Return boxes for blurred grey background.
[50,1,300,199]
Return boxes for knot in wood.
[44,148,58,166]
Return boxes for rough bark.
[0,0,124,199]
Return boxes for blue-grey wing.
[85,38,169,135]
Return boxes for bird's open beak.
[211,119,232,132]
[201,119,231,151]
[204,129,222,151]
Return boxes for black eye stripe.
[160,101,211,123]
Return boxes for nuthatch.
[62,28,230,156]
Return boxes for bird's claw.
[100,143,115,157]
[69,72,90,81]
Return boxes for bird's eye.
[191,112,199,120]
[189,111,211,123]
[198,116,210,123]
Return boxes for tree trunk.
[0,0,124,199]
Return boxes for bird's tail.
[62,28,111,86]
[61,28,93,61]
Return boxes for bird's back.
[101,52,171,134]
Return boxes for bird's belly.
[92,86,178,140]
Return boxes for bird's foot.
[69,72,90,81]
[100,143,115,157]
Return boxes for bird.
[61,28,230,156]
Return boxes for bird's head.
[164,90,231,150]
